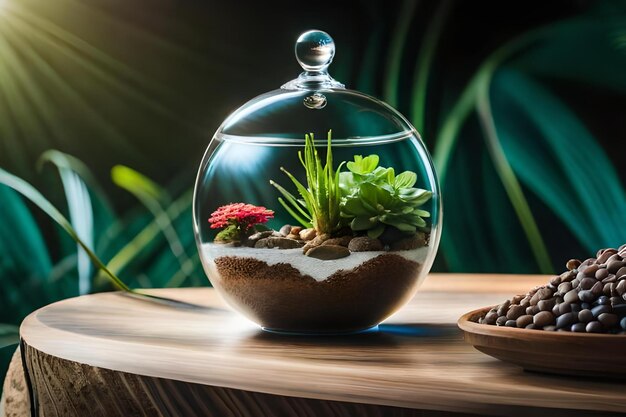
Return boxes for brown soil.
[212,254,422,333]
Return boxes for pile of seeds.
[480,245,626,333]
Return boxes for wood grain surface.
[19,274,626,416]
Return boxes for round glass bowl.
[193,30,442,334]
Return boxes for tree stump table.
[18,274,626,417]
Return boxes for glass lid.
[218,30,415,144]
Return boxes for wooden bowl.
[458,306,626,378]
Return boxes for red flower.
[208,203,274,230]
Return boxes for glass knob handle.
[295,30,335,73]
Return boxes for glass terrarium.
[193,30,441,334]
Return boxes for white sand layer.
[202,243,429,282]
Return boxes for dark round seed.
[608,260,626,274]
[506,304,526,320]
[571,278,581,287]
[578,290,596,303]
[549,275,561,286]
[538,298,556,312]
[579,277,596,290]
[611,297,624,307]
[516,315,533,328]
[566,259,581,271]
[604,283,615,296]
[598,313,618,328]
[505,319,517,327]
[571,323,586,332]
[586,321,603,333]
[556,312,577,329]
[570,303,582,313]
[579,309,594,323]
[558,302,572,315]
[484,311,498,325]
[596,268,609,280]
[591,281,603,296]
[558,282,572,294]
[581,302,591,310]
[616,266,626,278]
[591,304,612,318]
[497,300,511,316]
[552,304,561,316]
[617,280,626,296]
[596,295,610,305]
[525,324,538,330]
[496,316,508,326]
[621,317,626,330]
[564,289,579,304]
[543,325,556,331]
[584,264,600,277]
[533,311,555,327]
[511,295,524,304]
[613,304,626,316]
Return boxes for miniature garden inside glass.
[193,31,441,333]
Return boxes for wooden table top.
[20,274,626,416]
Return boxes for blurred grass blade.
[0,324,19,349]
[491,70,626,250]
[39,150,95,294]
[0,167,131,292]
[476,77,553,274]
[101,189,193,285]
[111,165,194,286]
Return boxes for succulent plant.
[339,155,432,239]
[270,131,345,235]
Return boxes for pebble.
[584,264,599,277]
[484,311,498,325]
[533,311,555,327]
[557,282,572,294]
[555,312,577,329]
[279,224,292,236]
[320,236,352,247]
[578,309,594,323]
[496,300,511,316]
[530,288,553,305]
[579,277,596,290]
[578,290,595,303]
[305,244,350,260]
[558,302,572,315]
[516,315,533,328]
[506,305,526,320]
[390,232,427,250]
[566,259,581,270]
[595,268,609,280]
[480,245,626,334]
[348,236,384,252]
[591,304,611,318]
[564,289,579,304]
[585,321,603,333]
[598,313,618,328]
[538,298,556,312]
[596,296,609,306]
[299,228,316,241]
[255,237,304,249]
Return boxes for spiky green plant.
[270,131,345,235]
[339,155,432,239]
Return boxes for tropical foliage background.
[1,0,625,393]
